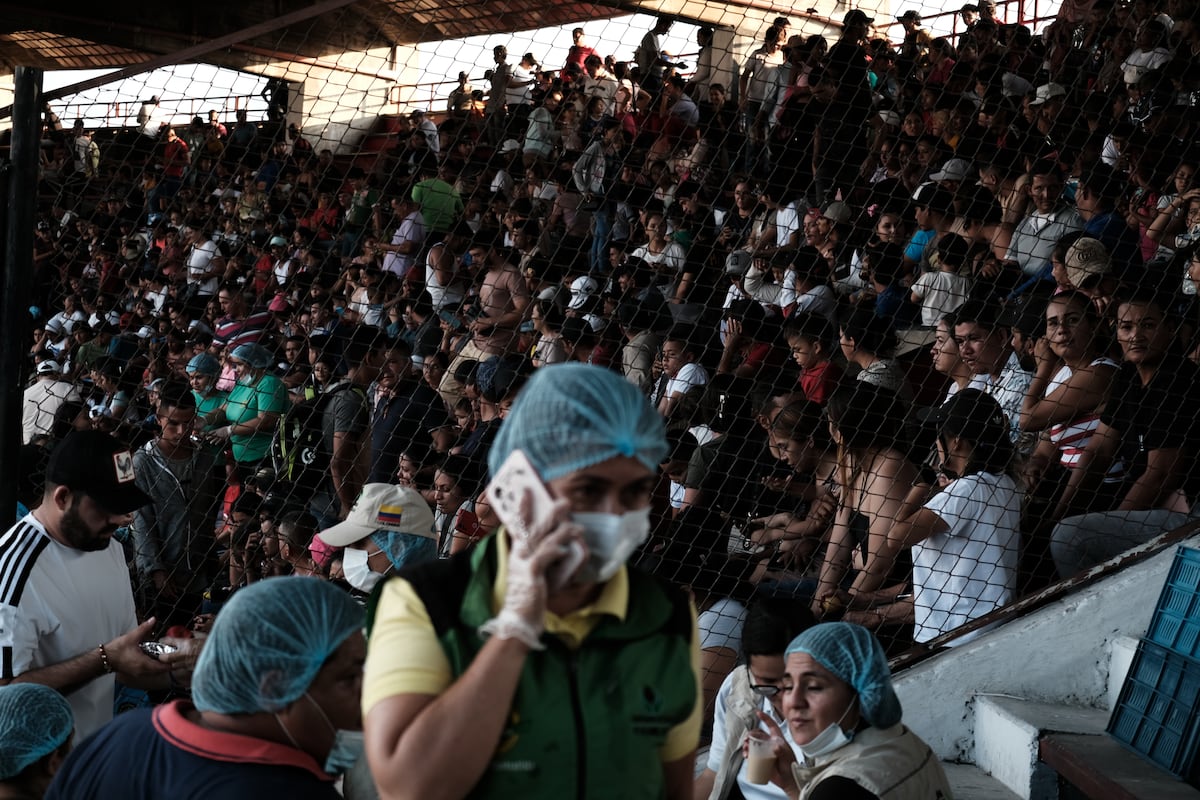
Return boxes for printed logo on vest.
[497,709,521,754]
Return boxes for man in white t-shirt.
[953,300,1034,452]
[657,330,709,418]
[0,431,183,741]
[22,361,80,444]
[379,195,426,279]
[580,55,618,113]
[409,109,440,154]
[183,222,222,303]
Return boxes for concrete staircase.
[895,533,1200,799]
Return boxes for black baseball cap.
[46,430,151,514]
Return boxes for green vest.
[396,537,696,800]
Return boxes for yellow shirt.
[362,534,703,762]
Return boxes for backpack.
[271,384,366,492]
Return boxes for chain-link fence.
[7,0,1200,780]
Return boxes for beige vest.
[708,668,760,800]
[791,724,954,800]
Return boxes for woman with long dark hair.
[810,383,924,634]
[850,389,1021,645]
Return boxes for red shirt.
[799,359,842,405]
[163,139,189,178]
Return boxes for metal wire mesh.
[9,0,1200,767]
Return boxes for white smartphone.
[485,449,586,591]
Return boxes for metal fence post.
[0,66,41,523]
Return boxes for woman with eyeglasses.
[754,622,952,799]
[695,597,815,800]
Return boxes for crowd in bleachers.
[6,0,1200,793]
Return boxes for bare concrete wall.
[893,535,1198,763]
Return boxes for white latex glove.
[208,425,233,442]
[479,496,583,650]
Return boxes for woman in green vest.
[362,363,701,799]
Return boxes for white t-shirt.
[0,514,138,740]
[793,284,837,319]
[914,471,1020,644]
[186,238,221,297]
[507,65,534,106]
[383,211,427,279]
[774,202,801,248]
[707,669,797,800]
[665,361,708,399]
[911,271,971,327]
[23,379,80,443]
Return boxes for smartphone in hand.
[486,450,586,591]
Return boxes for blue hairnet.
[187,352,220,376]
[487,363,667,482]
[370,530,437,571]
[0,684,74,779]
[784,622,902,728]
[191,576,364,714]
[230,343,274,370]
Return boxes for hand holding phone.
[486,450,586,591]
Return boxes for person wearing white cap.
[1027,83,1067,139]
[316,484,438,595]
[928,158,973,192]
[23,360,80,445]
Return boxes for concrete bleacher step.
[943,762,1023,799]
[974,695,1110,798]
[972,694,1200,799]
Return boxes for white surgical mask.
[342,547,385,593]
[796,698,858,765]
[570,507,651,584]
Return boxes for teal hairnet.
[370,530,437,571]
[0,684,74,779]
[191,576,364,714]
[230,343,274,370]
[487,363,667,482]
[785,622,903,728]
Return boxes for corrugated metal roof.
[0,0,636,73]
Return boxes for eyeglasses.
[749,680,795,697]
[748,666,793,697]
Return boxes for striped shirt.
[0,515,137,740]
[213,308,274,349]
[1046,358,1125,480]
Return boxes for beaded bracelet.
[97,643,114,674]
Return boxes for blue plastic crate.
[1108,639,1200,779]
[1146,547,1200,659]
